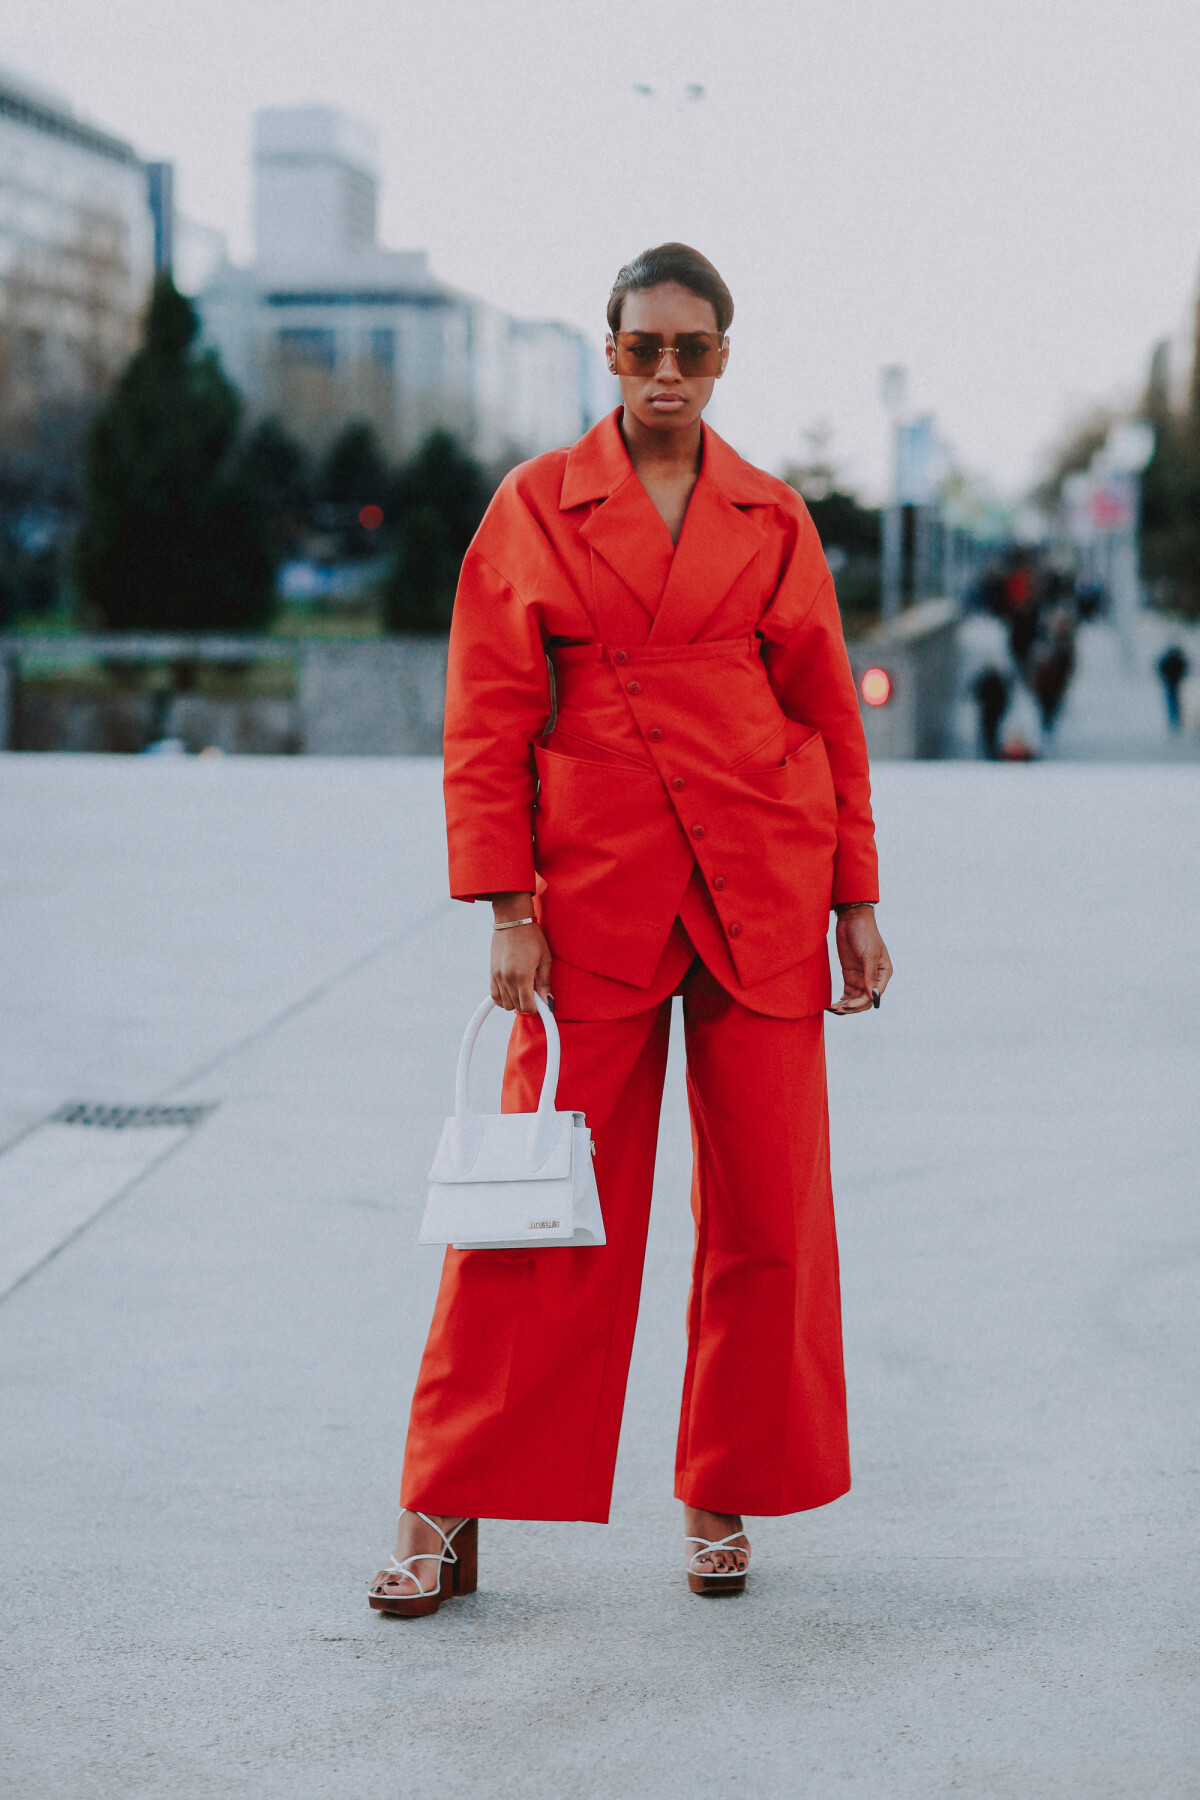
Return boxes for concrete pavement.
[1,755,1197,1798]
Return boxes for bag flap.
[428,1111,575,1184]
[420,1171,575,1244]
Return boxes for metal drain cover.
[49,1102,213,1130]
[0,1101,216,1300]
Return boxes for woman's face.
[606,282,729,435]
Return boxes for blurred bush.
[313,422,390,558]
[240,418,312,563]
[783,438,882,624]
[383,431,490,633]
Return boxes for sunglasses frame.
[609,331,728,378]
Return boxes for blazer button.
[713,875,726,890]
[728,922,742,938]
[670,776,686,791]
[648,727,663,742]
[626,680,642,695]
[691,823,706,838]
[613,649,628,664]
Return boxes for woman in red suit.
[370,243,892,1615]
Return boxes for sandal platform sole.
[688,1572,747,1595]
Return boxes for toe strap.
[371,1553,441,1597]
[685,1533,750,1575]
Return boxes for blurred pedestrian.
[1029,607,1075,734]
[971,665,1011,759]
[369,243,892,1617]
[976,565,1006,618]
[1075,578,1105,622]
[1157,645,1189,732]
[1004,557,1039,665]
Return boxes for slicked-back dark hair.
[607,243,734,337]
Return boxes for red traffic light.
[860,666,892,707]
[359,504,384,530]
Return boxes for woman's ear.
[604,332,617,374]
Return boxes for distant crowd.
[968,553,1098,759]
[967,553,1191,759]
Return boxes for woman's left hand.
[830,906,893,1015]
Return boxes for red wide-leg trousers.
[401,961,850,1522]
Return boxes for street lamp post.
[880,365,906,622]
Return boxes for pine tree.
[240,418,311,560]
[382,431,490,632]
[317,421,388,514]
[313,420,389,558]
[75,275,276,631]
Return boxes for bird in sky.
[632,82,706,108]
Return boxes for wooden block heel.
[687,1568,747,1595]
[451,1519,478,1595]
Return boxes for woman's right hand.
[489,893,553,1013]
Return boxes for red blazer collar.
[560,408,780,511]
[565,410,776,642]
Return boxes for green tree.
[1030,405,1115,514]
[783,434,882,621]
[383,431,490,632]
[317,421,388,512]
[75,274,275,631]
[312,420,390,559]
[1140,336,1200,619]
[240,417,311,560]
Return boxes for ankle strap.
[400,1509,468,1560]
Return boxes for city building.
[197,106,610,466]
[0,67,155,475]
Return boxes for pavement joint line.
[0,900,454,1308]
[158,899,456,1101]
[0,1128,201,1308]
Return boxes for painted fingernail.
[871,991,881,1008]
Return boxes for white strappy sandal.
[368,1511,478,1617]
[686,1530,750,1595]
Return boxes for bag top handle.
[453,994,562,1141]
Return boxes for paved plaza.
[1,754,1197,1798]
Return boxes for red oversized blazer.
[443,409,878,1018]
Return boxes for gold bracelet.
[493,916,535,931]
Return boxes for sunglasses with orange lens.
[612,332,726,377]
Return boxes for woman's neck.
[619,410,704,481]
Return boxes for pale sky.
[6,0,1200,499]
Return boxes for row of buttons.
[614,657,742,941]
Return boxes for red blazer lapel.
[649,425,780,644]
[562,410,673,639]
[579,477,674,626]
[559,412,783,647]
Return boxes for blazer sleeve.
[442,544,552,902]
[758,506,880,907]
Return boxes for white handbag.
[418,993,605,1250]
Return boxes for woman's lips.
[649,394,685,408]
